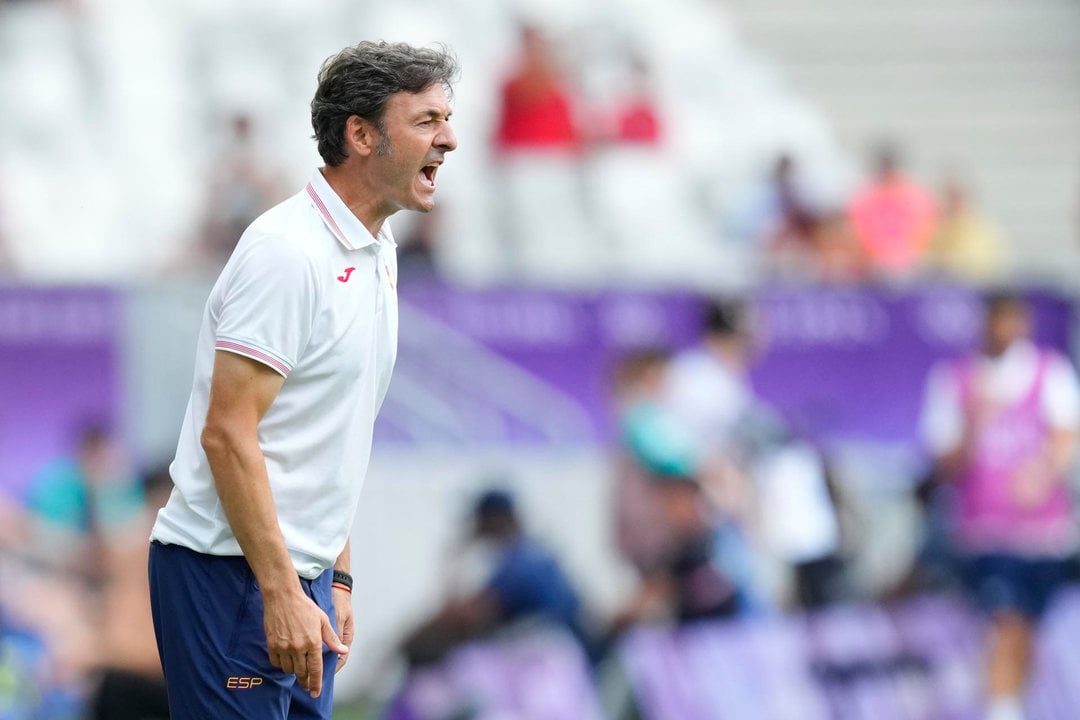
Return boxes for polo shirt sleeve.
[214,234,319,378]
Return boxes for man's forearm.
[202,425,302,599]
[334,539,350,574]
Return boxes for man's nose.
[436,123,458,152]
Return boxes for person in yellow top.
[927,180,1005,285]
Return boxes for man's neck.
[320,165,391,238]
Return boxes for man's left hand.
[332,586,354,672]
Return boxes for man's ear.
[345,115,378,158]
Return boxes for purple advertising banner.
[751,285,1072,446]
[383,282,1074,449]
[378,286,704,445]
[0,287,122,497]
[0,284,1070,481]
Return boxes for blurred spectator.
[729,153,864,282]
[88,466,172,720]
[2,424,143,717]
[0,618,65,720]
[730,153,820,280]
[663,299,845,610]
[744,417,846,609]
[401,489,592,666]
[658,301,763,608]
[849,144,937,279]
[595,52,661,148]
[926,179,1005,285]
[614,349,697,482]
[608,352,672,595]
[649,473,742,624]
[193,112,287,272]
[493,26,580,154]
[758,155,822,279]
[491,24,595,281]
[920,291,1080,720]
[608,349,741,626]
[663,300,754,455]
[610,479,741,629]
[23,422,143,574]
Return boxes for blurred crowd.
[204,25,1019,291]
[599,292,1080,720]
[166,25,1015,289]
[0,19,1035,289]
[379,292,1080,720]
[0,428,171,719]
[737,144,1007,285]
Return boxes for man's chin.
[409,196,436,213]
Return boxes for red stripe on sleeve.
[215,340,291,377]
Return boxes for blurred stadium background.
[2,0,1080,718]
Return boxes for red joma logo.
[337,267,356,283]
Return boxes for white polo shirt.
[151,168,399,578]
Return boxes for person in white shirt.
[663,301,754,458]
[148,41,458,720]
[663,300,843,611]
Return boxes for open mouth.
[419,162,440,188]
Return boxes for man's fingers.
[264,600,341,696]
[293,650,310,691]
[307,652,323,698]
[321,614,348,655]
[336,653,348,673]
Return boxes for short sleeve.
[920,361,964,457]
[1042,353,1080,430]
[214,234,319,377]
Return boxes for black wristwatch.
[332,570,353,591]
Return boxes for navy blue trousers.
[149,542,337,719]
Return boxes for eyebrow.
[417,108,452,121]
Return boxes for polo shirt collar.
[306,168,396,251]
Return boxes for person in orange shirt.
[849,145,937,279]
